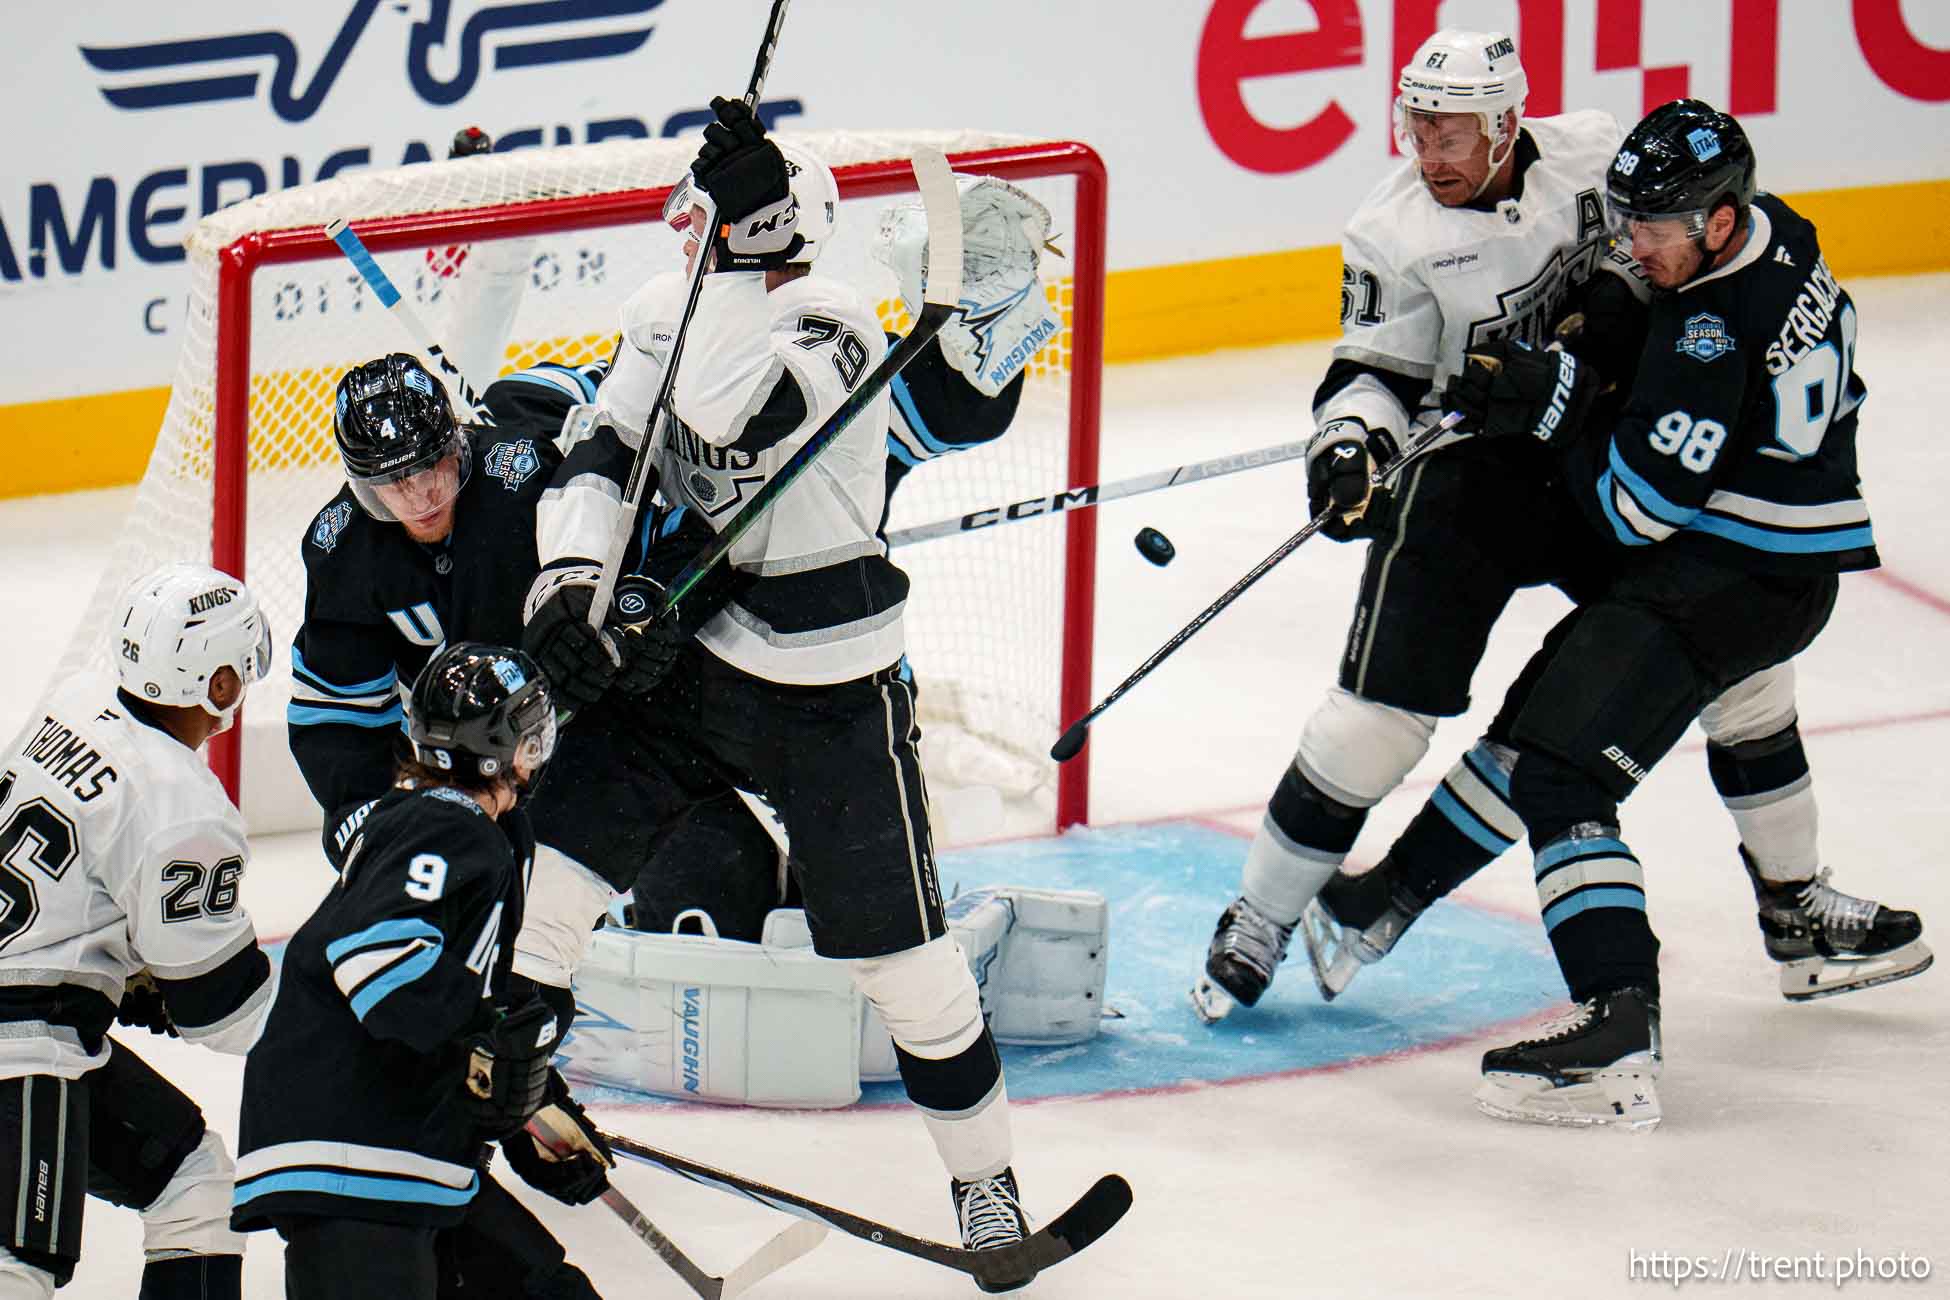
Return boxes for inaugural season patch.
[1675,312,1736,363]
[486,438,541,491]
[310,501,355,552]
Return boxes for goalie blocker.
[568,887,1108,1107]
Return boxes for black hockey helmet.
[1605,99,1756,244]
[406,642,557,787]
[333,353,471,522]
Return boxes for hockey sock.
[1706,721,1819,883]
[896,1030,1013,1181]
[1511,754,1660,1003]
[1243,765,1368,923]
[1388,740,1523,906]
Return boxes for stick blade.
[1049,721,1088,763]
[910,147,962,308]
[719,1220,829,1300]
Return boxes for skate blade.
[1298,901,1358,1002]
[1475,1068,1662,1131]
[1189,974,1236,1024]
[1780,940,1934,1002]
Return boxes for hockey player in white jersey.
[1192,29,1883,1021]
[0,563,274,1299]
[522,98,1038,1281]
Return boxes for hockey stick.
[588,0,795,632]
[659,146,963,624]
[599,1129,1132,1293]
[1050,412,1466,761]
[885,438,1312,549]
[526,1111,827,1300]
[325,218,487,419]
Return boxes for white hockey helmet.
[1395,29,1527,186]
[662,140,838,264]
[114,562,273,731]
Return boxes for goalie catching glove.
[683,96,803,270]
[874,174,1062,397]
[505,1069,615,1206]
[1443,340,1597,446]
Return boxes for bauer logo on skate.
[77,1,664,124]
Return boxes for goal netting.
[56,130,1103,842]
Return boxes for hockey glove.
[523,567,624,714]
[464,997,558,1139]
[116,970,177,1038]
[1443,340,1597,446]
[504,1070,614,1206]
[609,575,684,699]
[1553,271,1651,393]
[690,96,803,270]
[1306,420,1395,542]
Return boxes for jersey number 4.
[0,772,80,954]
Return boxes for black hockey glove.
[523,568,624,714]
[1442,340,1597,446]
[609,575,684,699]
[502,1070,614,1207]
[1553,272,1651,393]
[690,96,803,269]
[464,997,558,1139]
[116,970,177,1038]
[1306,420,1395,542]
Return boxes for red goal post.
[146,133,1106,833]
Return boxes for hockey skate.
[1745,853,1934,1001]
[952,1167,1032,1293]
[1190,897,1295,1023]
[1298,860,1425,1001]
[1475,987,1662,1130]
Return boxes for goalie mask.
[663,141,838,264]
[114,563,273,733]
[333,353,472,525]
[406,642,557,790]
[1395,29,1528,203]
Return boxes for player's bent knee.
[0,1249,55,1300]
[511,845,614,988]
[847,935,985,1062]
[1295,687,1436,809]
[139,1130,247,1259]
[1699,661,1797,747]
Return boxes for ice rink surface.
[17,273,1947,1298]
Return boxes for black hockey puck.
[1134,526,1175,566]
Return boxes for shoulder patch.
[1675,312,1737,363]
[311,501,357,552]
[485,438,542,491]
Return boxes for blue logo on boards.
[310,500,355,552]
[1686,127,1722,161]
[78,1,663,123]
[485,438,541,491]
[1675,312,1737,363]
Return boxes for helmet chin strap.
[1468,111,1519,203]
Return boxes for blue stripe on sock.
[1432,785,1515,854]
[1542,885,1647,931]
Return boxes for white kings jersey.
[554,268,899,684]
[1319,110,1643,444]
[0,673,271,1080]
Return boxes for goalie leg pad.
[945,888,1108,1046]
[511,845,614,989]
[568,922,863,1108]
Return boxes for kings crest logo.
[311,501,356,552]
[78,1,663,123]
[1675,313,1736,363]
[486,438,541,491]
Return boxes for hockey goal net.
[57,131,1103,841]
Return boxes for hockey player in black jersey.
[235,643,615,1298]
[1431,101,1927,1126]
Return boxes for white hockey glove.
[874,175,1062,397]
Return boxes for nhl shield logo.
[1675,312,1736,363]
[311,501,356,552]
[486,438,541,491]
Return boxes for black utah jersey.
[233,787,533,1232]
[1572,193,1877,574]
[290,424,563,815]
